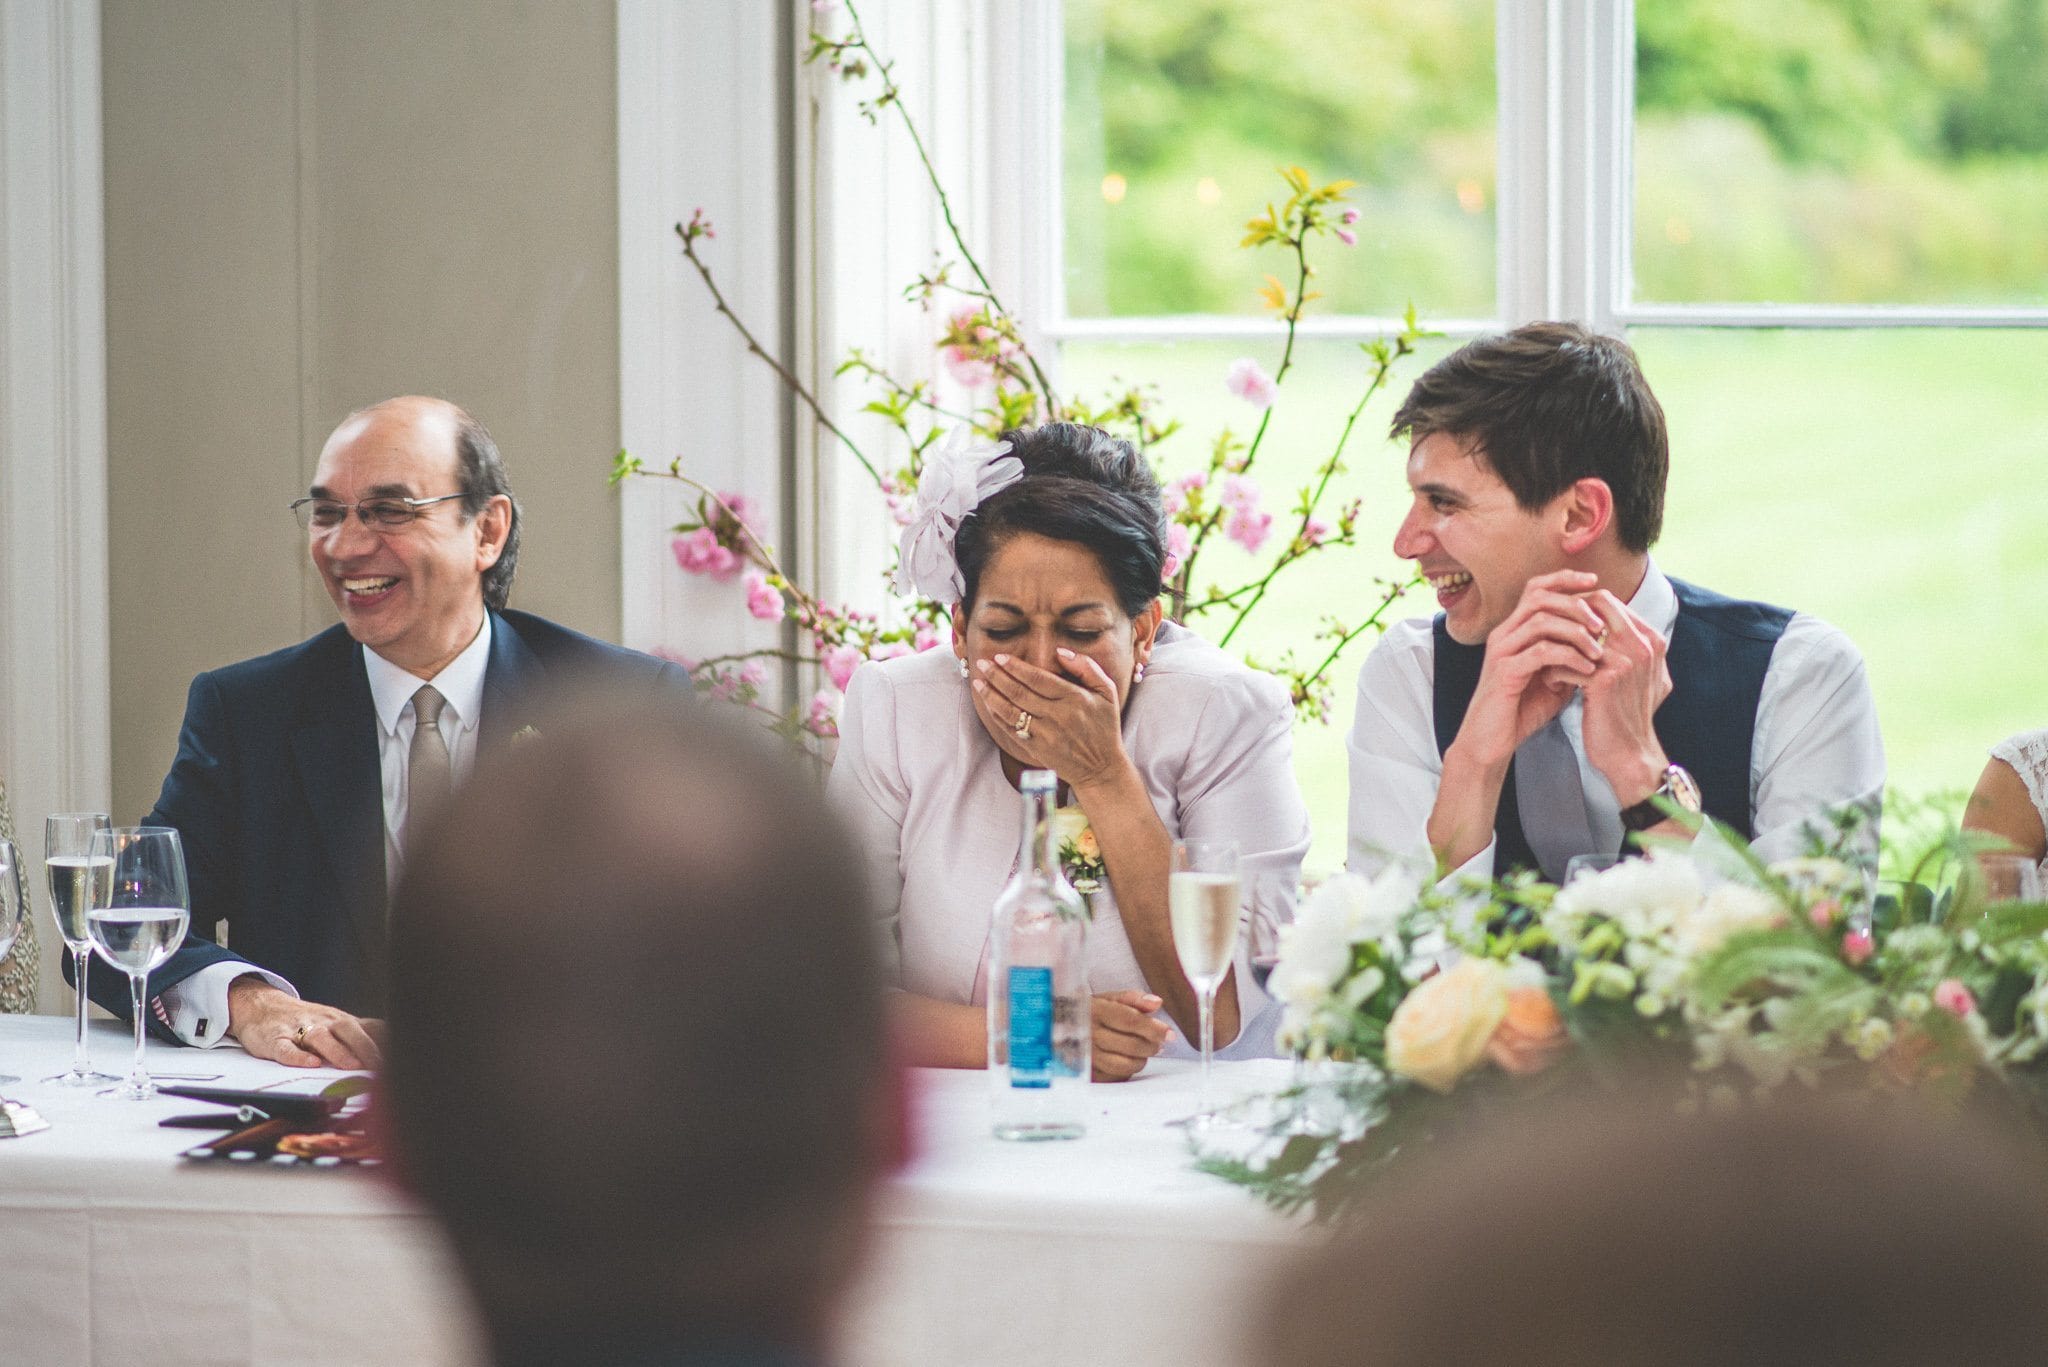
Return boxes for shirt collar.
[1626,557,1678,637]
[362,613,495,737]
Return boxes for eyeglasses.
[289,492,467,531]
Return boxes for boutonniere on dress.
[1051,805,1106,897]
[510,725,543,746]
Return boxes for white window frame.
[1022,0,2048,349]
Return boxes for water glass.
[44,813,117,1086]
[1563,852,1623,884]
[86,827,191,1101]
[1976,852,2044,905]
[1170,838,1241,1122]
[0,839,25,1086]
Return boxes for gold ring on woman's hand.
[1014,710,1033,740]
[293,1025,310,1048]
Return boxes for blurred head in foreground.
[383,692,900,1366]
[1262,1083,2048,1367]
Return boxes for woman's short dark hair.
[954,422,1166,618]
[1390,321,1668,553]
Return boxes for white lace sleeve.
[1990,729,2048,837]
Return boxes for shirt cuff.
[155,963,298,1048]
[1435,837,1497,891]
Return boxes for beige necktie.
[406,684,453,852]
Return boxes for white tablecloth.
[0,1015,1308,1366]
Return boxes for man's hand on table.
[226,975,384,1069]
[1093,990,1171,1082]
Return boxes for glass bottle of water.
[988,769,1091,1140]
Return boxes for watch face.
[1667,765,1703,812]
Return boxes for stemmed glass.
[0,839,26,1086]
[86,827,190,1100]
[1976,852,2044,906]
[1169,838,1241,1124]
[44,814,117,1085]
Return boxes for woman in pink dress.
[829,423,1311,1079]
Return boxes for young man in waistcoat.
[1346,322,1884,882]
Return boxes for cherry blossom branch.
[676,217,882,486]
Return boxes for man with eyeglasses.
[76,396,688,1067]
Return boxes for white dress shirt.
[155,617,493,1045]
[1346,561,1886,883]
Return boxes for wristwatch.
[1619,763,1702,833]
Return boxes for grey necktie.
[406,684,453,851]
[1515,713,1600,882]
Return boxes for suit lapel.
[289,638,387,974]
[478,610,547,754]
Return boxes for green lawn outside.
[1062,329,2048,869]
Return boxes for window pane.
[1059,337,1456,870]
[1639,328,2048,800]
[1634,1,2048,305]
[1063,0,1496,318]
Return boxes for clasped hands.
[970,649,1130,792]
[227,974,384,1070]
[1458,569,1674,807]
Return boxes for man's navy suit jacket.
[80,610,688,1032]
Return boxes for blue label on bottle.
[1008,966,1054,1089]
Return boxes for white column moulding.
[804,0,1019,618]
[617,0,790,671]
[0,0,111,1011]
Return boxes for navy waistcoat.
[1430,577,1793,874]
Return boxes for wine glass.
[44,813,117,1085]
[1564,852,1623,884]
[1977,852,2044,905]
[0,839,26,1086]
[86,826,190,1101]
[1170,838,1241,1123]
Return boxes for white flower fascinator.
[891,426,1023,602]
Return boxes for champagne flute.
[1170,838,1241,1123]
[44,813,117,1085]
[0,839,26,1085]
[86,826,190,1101]
[1977,852,2044,906]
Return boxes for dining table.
[0,1014,1314,1366]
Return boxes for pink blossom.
[1225,358,1277,409]
[872,642,912,662]
[1163,473,1206,516]
[811,0,839,12]
[744,572,785,621]
[943,306,1001,388]
[1334,228,1358,246]
[1841,929,1874,965]
[709,672,742,702]
[1808,899,1841,929]
[1934,978,1976,1018]
[805,688,841,737]
[823,643,864,692]
[719,491,761,530]
[1302,517,1332,547]
[1219,473,1260,512]
[672,528,741,581]
[914,625,944,652]
[1162,523,1193,581]
[739,659,769,687]
[1225,507,1273,555]
[1340,208,1360,225]
[651,646,697,670]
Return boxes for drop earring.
[957,655,969,679]
[1132,661,1146,684]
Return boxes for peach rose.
[1485,986,1571,1076]
[1386,958,1510,1094]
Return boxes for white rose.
[1674,882,1784,958]
[1268,891,1352,1008]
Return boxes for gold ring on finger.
[293,1025,310,1048]
[1014,709,1033,740]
